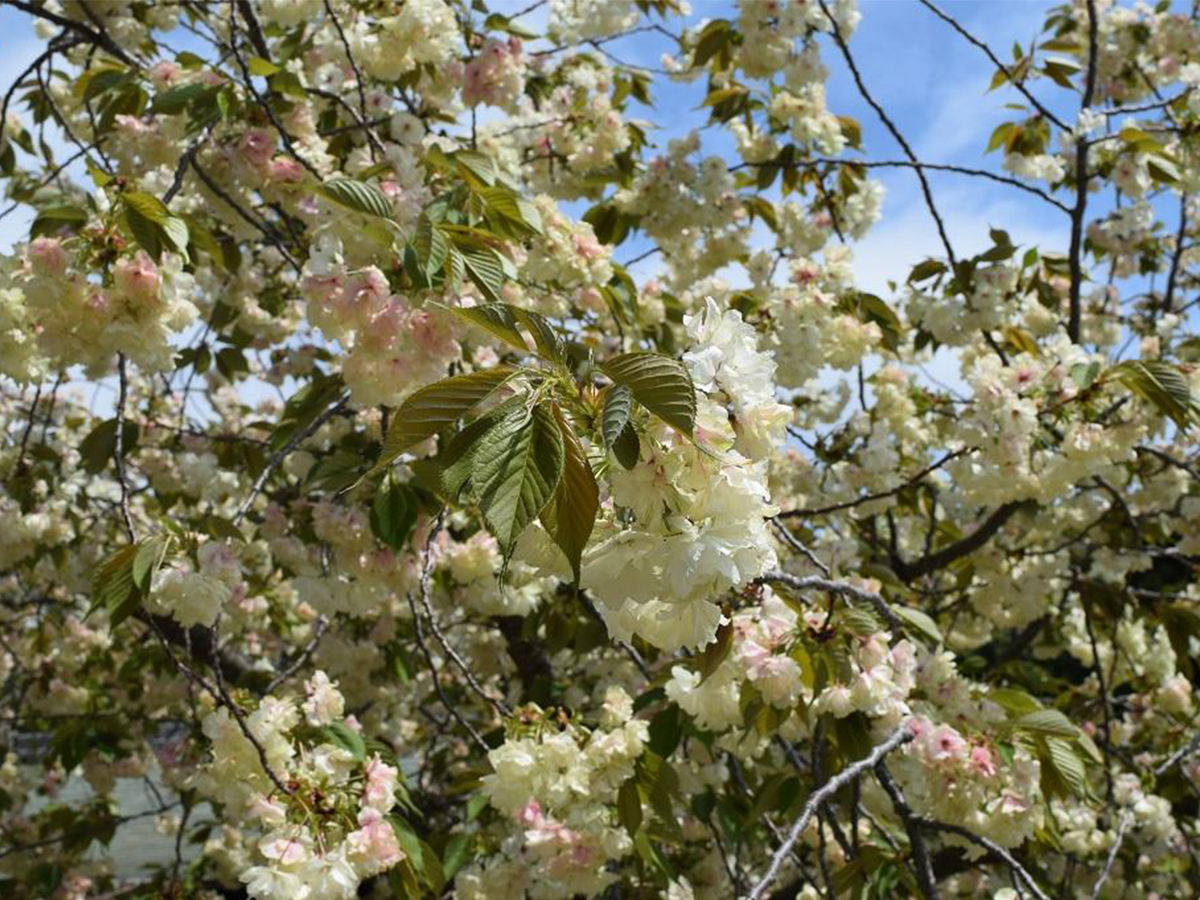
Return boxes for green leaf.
[390,816,426,879]
[411,214,448,280]
[1069,361,1101,391]
[132,534,172,594]
[539,406,599,580]
[480,186,543,235]
[444,247,465,291]
[247,56,280,76]
[79,418,139,475]
[1016,709,1078,737]
[30,204,88,239]
[441,834,472,880]
[472,404,565,560]
[123,191,171,224]
[159,216,190,261]
[1004,326,1039,357]
[483,12,539,39]
[122,205,162,260]
[988,688,1043,716]
[455,150,498,188]
[460,247,508,303]
[440,404,519,499]
[702,85,748,108]
[81,68,132,103]
[369,367,517,479]
[450,304,529,354]
[612,420,640,469]
[510,307,565,363]
[270,372,345,451]
[908,258,947,283]
[1108,360,1199,428]
[371,478,418,551]
[202,516,247,543]
[895,606,943,646]
[449,303,565,363]
[306,449,365,494]
[648,705,683,757]
[1042,57,1080,88]
[1119,126,1163,152]
[323,722,367,761]
[150,82,211,115]
[601,385,633,447]
[601,352,696,437]
[317,178,393,218]
[617,778,643,836]
[696,618,733,682]
[1043,737,1087,797]
[90,544,140,626]
[692,19,731,67]
[1146,154,1181,185]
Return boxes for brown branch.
[495,615,554,704]
[778,449,969,519]
[233,391,349,525]
[1163,193,1189,313]
[757,571,906,632]
[745,727,914,900]
[875,762,940,900]
[891,501,1029,582]
[113,354,137,542]
[917,0,1069,131]
[817,0,1008,365]
[1067,0,1099,343]
[3,0,139,68]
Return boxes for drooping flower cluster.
[4,0,1200,898]
[461,689,647,900]
[301,236,461,407]
[2,239,197,378]
[581,298,790,651]
[196,674,404,900]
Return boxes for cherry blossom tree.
[1,0,1199,898]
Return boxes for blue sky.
[0,0,1071,281]
[0,0,1184,409]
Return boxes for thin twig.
[113,354,137,542]
[770,520,831,577]
[919,817,1052,900]
[406,514,491,754]
[1154,730,1200,777]
[876,762,940,900]
[778,449,968,519]
[744,726,913,900]
[1067,0,1099,343]
[1091,810,1132,900]
[233,392,349,525]
[917,0,1069,131]
[264,616,329,694]
[415,519,512,718]
[757,571,905,632]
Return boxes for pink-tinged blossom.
[347,807,404,872]
[240,128,278,171]
[462,37,525,109]
[148,61,182,89]
[27,237,67,277]
[259,835,309,865]
[969,745,998,779]
[925,725,969,764]
[363,754,398,811]
[114,253,162,305]
[268,156,306,183]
